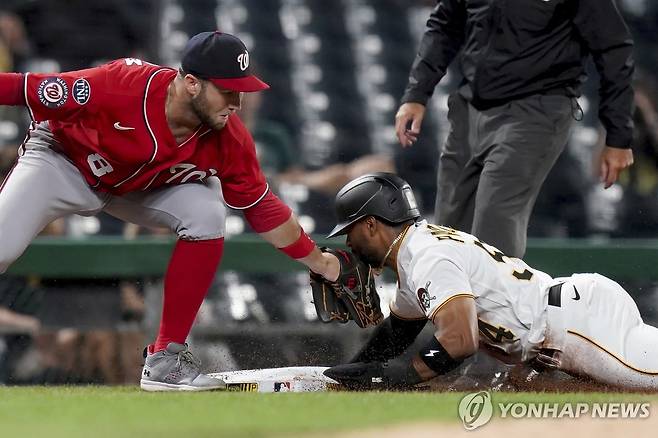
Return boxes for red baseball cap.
[181,31,269,92]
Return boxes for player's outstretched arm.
[242,191,340,282]
[256,215,339,281]
[349,314,427,363]
[1,66,105,122]
[412,295,479,381]
[324,296,478,389]
[239,188,340,280]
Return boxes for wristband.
[279,231,315,259]
[418,336,463,375]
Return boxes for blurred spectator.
[618,0,658,71]
[239,91,298,183]
[0,272,42,385]
[0,11,31,71]
[4,0,157,70]
[7,214,147,385]
[528,149,591,238]
[0,11,30,159]
[239,88,397,234]
[613,71,658,237]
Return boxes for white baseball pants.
[546,273,658,390]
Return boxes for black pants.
[435,92,573,257]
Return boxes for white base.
[208,366,340,393]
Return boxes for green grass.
[1,387,657,438]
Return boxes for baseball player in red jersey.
[0,31,340,391]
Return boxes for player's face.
[191,81,242,130]
[345,220,384,268]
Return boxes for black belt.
[548,283,563,307]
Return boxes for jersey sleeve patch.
[72,78,91,105]
[25,66,106,122]
[37,77,69,108]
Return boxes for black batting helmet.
[327,172,420,238]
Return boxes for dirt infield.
[323,415,657,438]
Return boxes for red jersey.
[22,58,268,208]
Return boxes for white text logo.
[166,163,217,184]
[499,402,650,419]
[237,51,250,71]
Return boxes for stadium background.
[0,0,657,386]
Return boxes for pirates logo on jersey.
[37,77,69,108]
[417,281,435,311]
[72,78,91,105]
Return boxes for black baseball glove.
[323,359,422,390]
[310,248,383,328]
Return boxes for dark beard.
[353,248,381,269]
[191,90,225,130]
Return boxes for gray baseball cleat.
[140,342,226,392]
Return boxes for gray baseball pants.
[0,122,227,274]
[435,92,573,258]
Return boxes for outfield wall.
[8,235,658,280]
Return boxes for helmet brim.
[326,223,349,239]
[326,216,365,238]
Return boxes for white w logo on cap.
[237,51,249,71]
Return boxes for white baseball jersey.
[390,220,554,362]
[390,220,658,389]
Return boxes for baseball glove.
[310,248,383,328]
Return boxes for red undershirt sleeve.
[243,190,293,233]
[0,73,26,106]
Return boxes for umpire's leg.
[471,94,572,258]
[435,93,480,231]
